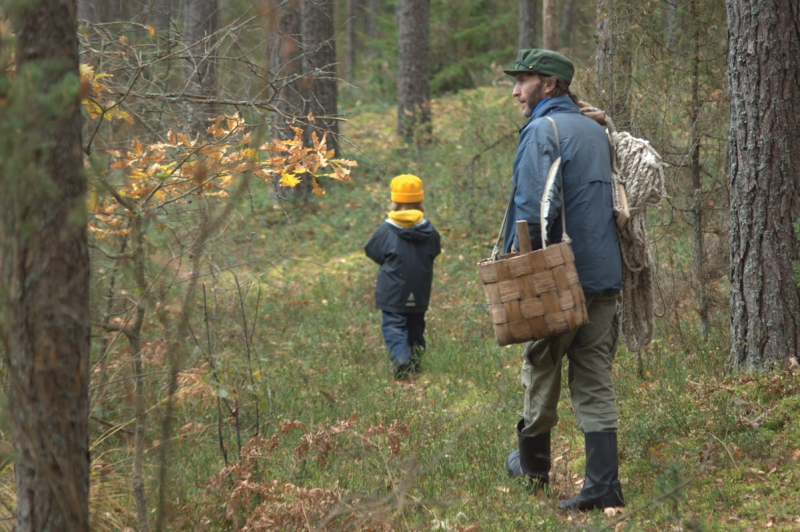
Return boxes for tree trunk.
[77,0,129,22]
[662,0,679,50]
[346,0,357,82]
[519,0,538,49]
[396,0,431,142]
[728,0,800,371]
[595,0,631,129]
[542,0,558,50]
[560,0,575,50]
[366,0,382,58]
[268,0,304,141]
[267,0,305,200]
[301,0,339,154]
[689,0,708,341]
[183,0,219,136]
[129,217,152,532]
[0,1,91,531]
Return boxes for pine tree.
[301,0,339,154]
[728,0,800,370]
[396,0,431,141]
[1,1,91,529]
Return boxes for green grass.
[1,85,792,531]
[158,87,800,531]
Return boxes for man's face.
[512,73,548,117]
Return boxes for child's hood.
[387,219,436,242]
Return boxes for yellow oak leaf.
[280,171,301,188]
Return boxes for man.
[501,49,625,511]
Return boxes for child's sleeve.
[431,228,442,259]
[364,225,386,264]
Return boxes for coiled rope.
[579,103,667,352]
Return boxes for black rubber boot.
[506,419,550,485]
[558,431,625,511]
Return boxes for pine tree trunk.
[728,0,800,371]
[542,0,558,50]
[346,0,357,82]
[662,0,679,50]
[519,0,538,49]
[77,0,129,22]
[366,0,382,58]
[301,0,339,154]
[268,0,303,141]
[689,0,708,341]
[560,0,575,50]
[183,0,218,136]
[396,0,431,141]
[595,0,631,129]
[0,1,91,531]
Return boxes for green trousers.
[520,294,620,436]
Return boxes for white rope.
[580,104,667,352]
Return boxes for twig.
[90,414,134,436]
[235,274,259,437]
[203,283,228,466]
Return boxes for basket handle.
[516,220,532,254]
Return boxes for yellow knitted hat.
[390,174,424,203]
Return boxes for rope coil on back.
[579,103,667,352]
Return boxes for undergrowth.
[1,87,798,532]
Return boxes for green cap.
[503,49,575,84]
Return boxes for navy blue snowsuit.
[365,218,441,369]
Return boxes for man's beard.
[523,86,548,117]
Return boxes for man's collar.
[531,97,552,116]
[520,97,553,133]
[520,95,578,132]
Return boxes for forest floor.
[1,86,799,531]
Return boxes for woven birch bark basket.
[478,220,587,346]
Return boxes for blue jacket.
[365,219,441,313]
[503,96,623,295]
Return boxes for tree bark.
[542,0,558,50]
[728,0,800,371]
[595,0,631,129]
[0,1,91,531]
[396,0,431,142]
[183,0,219,136]
[129,218,152,532]
[689,0,708,341]
[346,0,357,82]
[77,0,129,22]
[662,0,679,50]
[366,0,382,58]
[519,0,538,49]
[560,0,575,49]
[268,0,304,141]
[301,0,339,154]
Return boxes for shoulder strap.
[491,184,515,260]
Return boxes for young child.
[365,175,441,380]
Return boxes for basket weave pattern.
[478,242,587,346]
